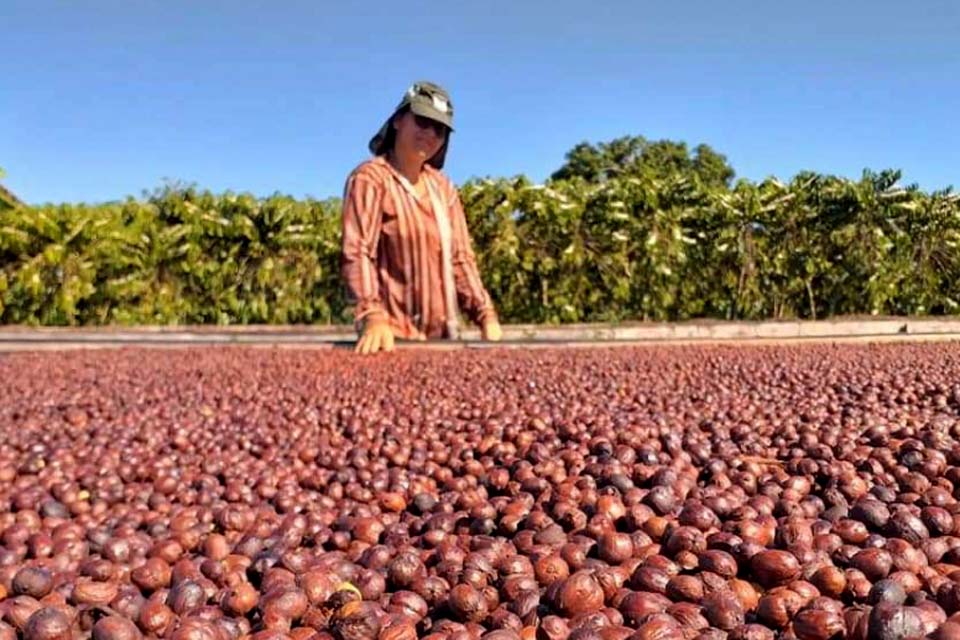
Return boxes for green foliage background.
[1,137,958,326]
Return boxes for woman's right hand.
[355,317,395,355]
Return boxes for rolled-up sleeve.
[340,172,386,323]
[446,185,498,326]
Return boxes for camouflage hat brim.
[408,91,454,131]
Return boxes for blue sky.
[2,0,958,205]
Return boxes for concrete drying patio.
[1,317,959,351]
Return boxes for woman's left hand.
[482,318,503,342]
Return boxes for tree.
[0,167,24,211]
[550,135,735,189]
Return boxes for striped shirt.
[340,156,497,340]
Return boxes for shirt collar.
[376,156,435,201]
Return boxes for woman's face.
[393,111,447,164]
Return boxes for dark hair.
[373,106,451,169]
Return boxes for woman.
[340,81,502,354]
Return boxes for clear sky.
[2,0,958,205]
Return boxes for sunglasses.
[412,114,448,137]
